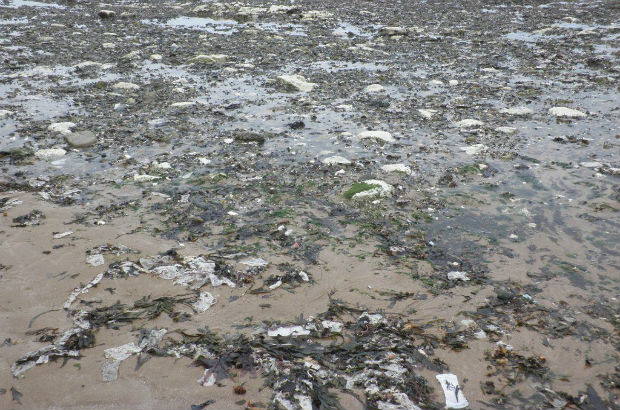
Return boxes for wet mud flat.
[1,0,619,408]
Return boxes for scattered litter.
[53,231,73,239]
[64,273,104,309]
[447,271,470,281]
[436,374,469,409]
[193,292,217,312]
[240,258,269,268]
[86,254,105,267]
[267,326,311,337]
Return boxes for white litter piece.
[241,258,269,268]
[104,342,141,361]
[0,198,22,211]
[102,342,142,381]
[197,369,217,386]
[298,271,309,282]
[268,326,311,337]
[268,280,283,290]
[86,253,105,267]
[53,231,73,239]
[321,320,343,333]
[193,292,217,312]
[436,374,469,409]
[447,271,470,281]
[64,272,105,309]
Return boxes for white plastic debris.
[240,258,269,268]
[298,271,309,282]
[197,369,217,386]
[86,254,105,267]
[53,231,73,239]
[436,374,469,409]
[447,271,470,281]
[357,130,395,143]
[104,342,141,362]
[268,280,283,290]
[321,320,343,333]
[64,272,104,309]
[193,292,217,312]
[268,326,311,337]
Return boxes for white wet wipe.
[436,373,469,409]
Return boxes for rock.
[170,101,196,108]
[548,107,587,118]
[98,10,116,19]
[495,126,517,134]
[381,164,412,175]
[455,119,484,128]
[364,84,385,93]
[189,54,228,64]
[418,109,437,119]
[113,82,140,91]
[133,174,161,182]
[448,79,459,86]
[48,122,76,135]
[460,144,487,155]
[322,156,351,165]
[380,26,408,36]
[65,131,97,148]
[276,74,316,92]
[0,109,13,119]
[351,179,394,200]
[150,54,163,61]
[357,130,395,143]
[580,161,602,168]
[35,148,66,160]
[500,107,533,116]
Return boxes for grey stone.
[65,131,97,148]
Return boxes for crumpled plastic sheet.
[102,329,167,381]
[64,273,104,309]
